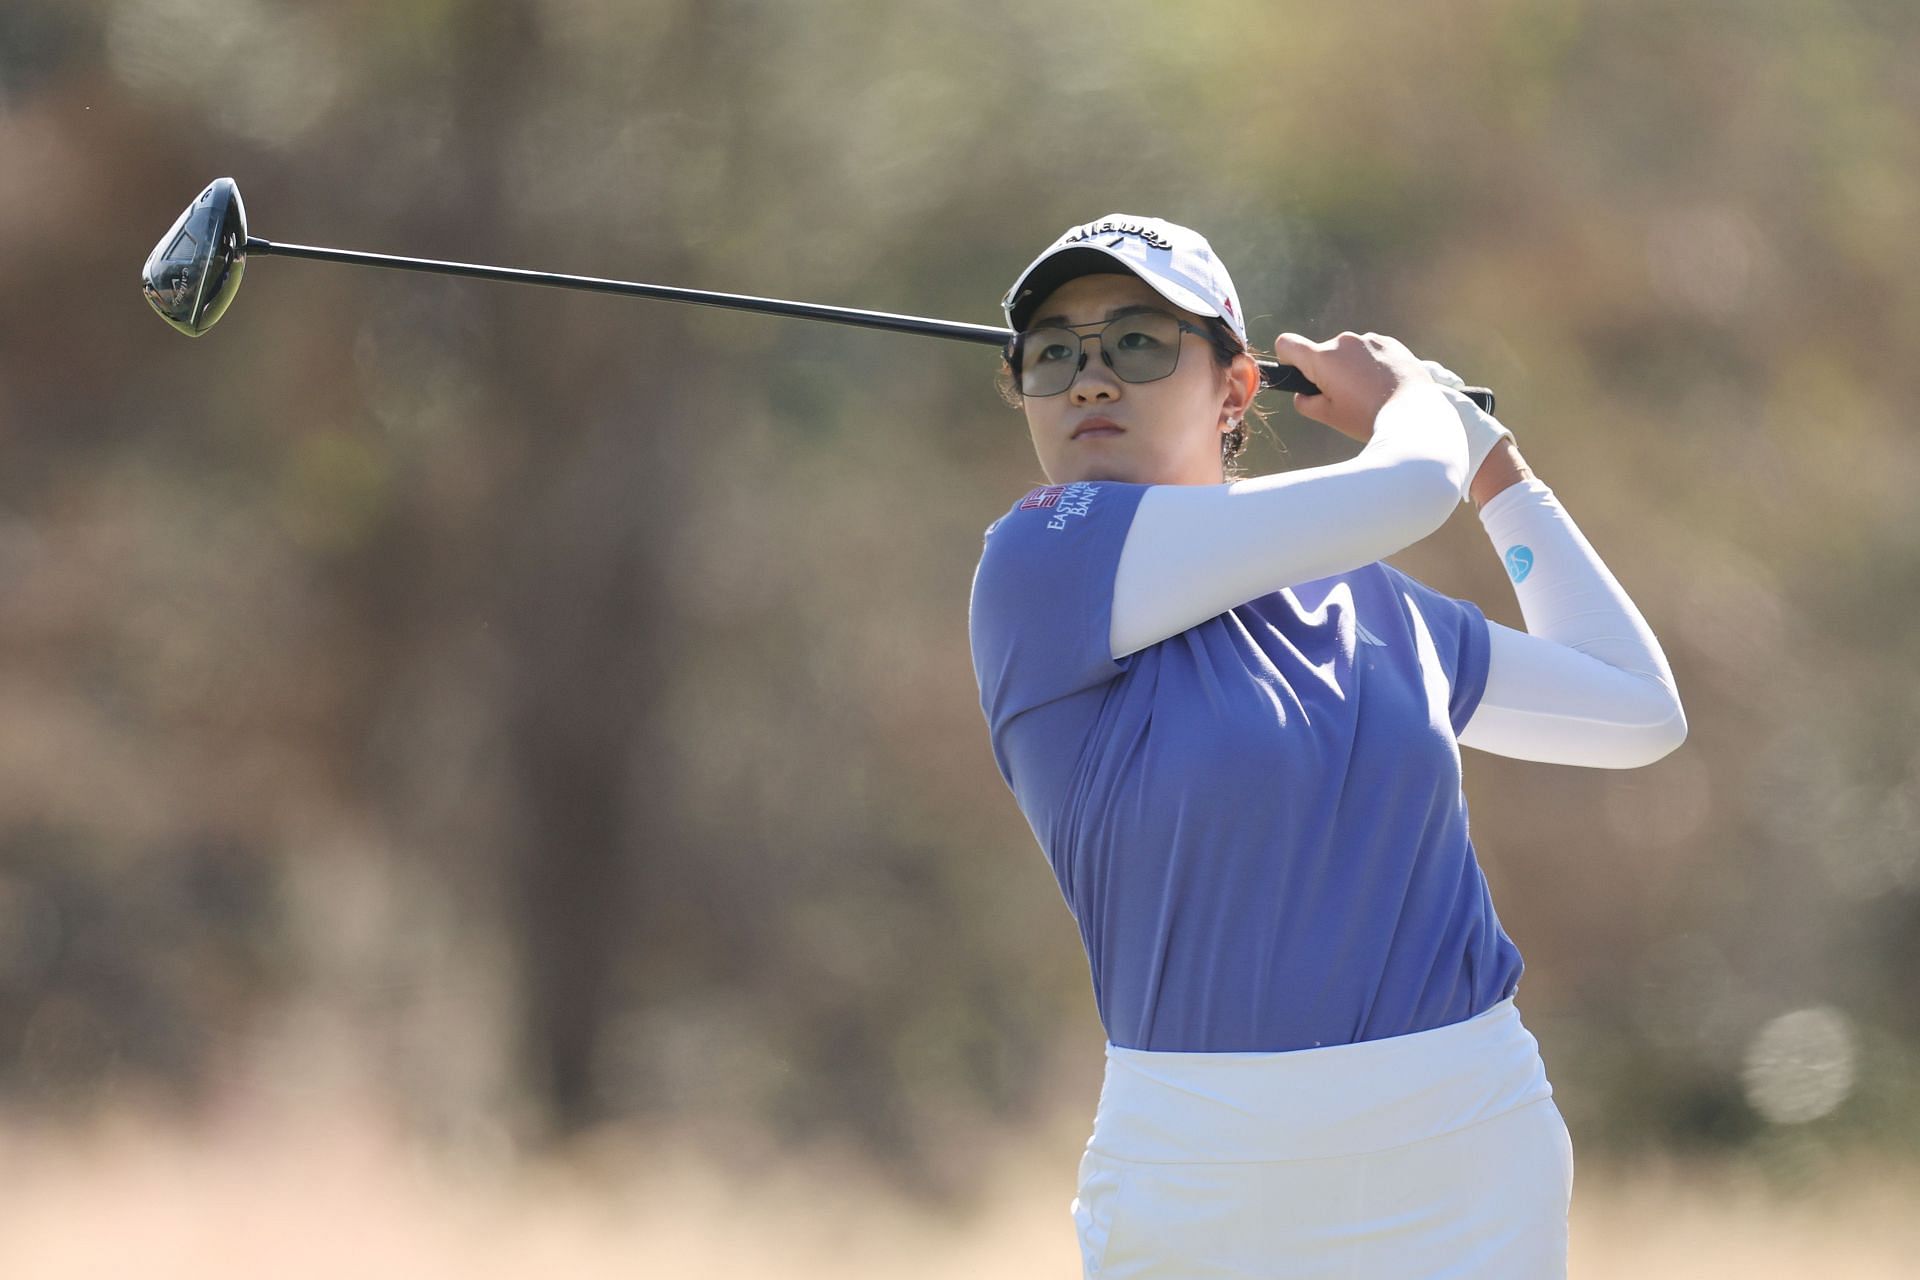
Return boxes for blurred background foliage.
[1,0,1916,1202]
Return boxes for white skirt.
[1072,999,1573,1279]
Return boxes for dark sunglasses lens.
[1105,312,1182,383]
[1015,327,1080,396]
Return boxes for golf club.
[143,178,1496,413]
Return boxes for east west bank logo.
[1021,482,1100,531]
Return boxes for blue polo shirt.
[968,480,1522,1052]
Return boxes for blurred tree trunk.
[431,0,713,1138]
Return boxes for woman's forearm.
[1109,385,1466,659]
[1469,438,1534,511]
[1460,475,1687,767]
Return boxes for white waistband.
[1089,999,1552,1164]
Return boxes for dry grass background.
[2,1097,1914,1278]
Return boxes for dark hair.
[997,314,1273,481]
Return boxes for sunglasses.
[1007,308,1213,398]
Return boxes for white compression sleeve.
[1460,479,1687,768]
[1109,385,1468,658]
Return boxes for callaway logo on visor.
[1061,218,1174,250]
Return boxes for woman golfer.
[968,215,1686,1279]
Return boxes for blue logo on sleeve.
[1504,545,1534,583]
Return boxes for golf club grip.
[1258,360,1495,415]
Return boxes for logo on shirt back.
[1019,485,1065,510]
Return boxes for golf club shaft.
[245,236,1495,411]
[247,236,1010,343]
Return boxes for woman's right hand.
[1271,331,1436,444]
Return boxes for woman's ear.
[1224,352,1259,422]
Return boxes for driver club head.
[142,177,248,337]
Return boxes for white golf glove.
[1423,359,1513,504]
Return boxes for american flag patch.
[1020,485,1066,510]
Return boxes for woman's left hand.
[1423,359,1519,505]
